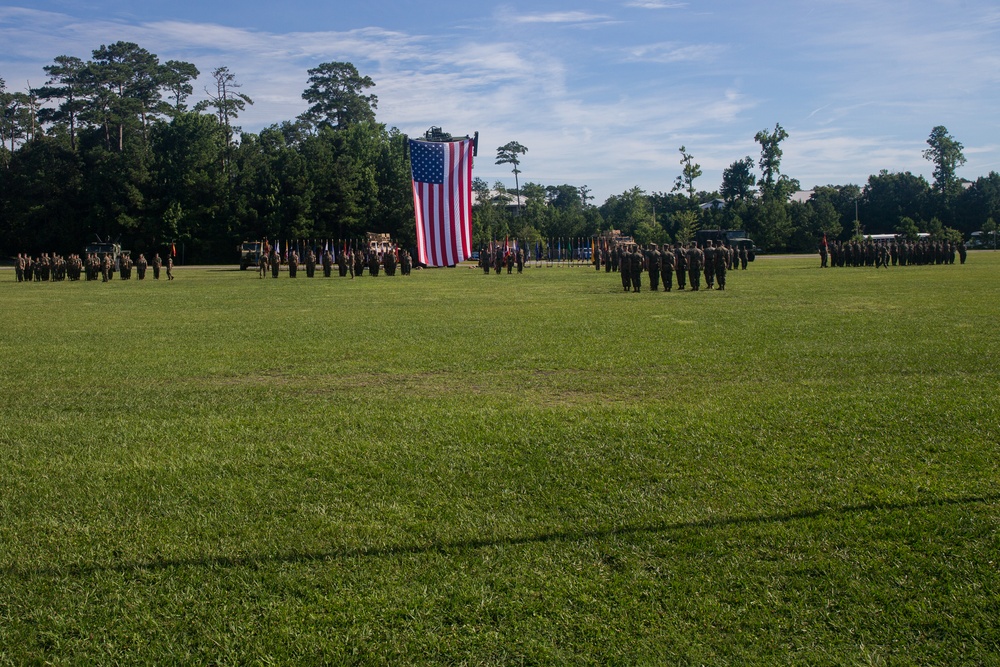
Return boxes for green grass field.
[1,255,998,664]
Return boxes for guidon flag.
[409,138,474,267]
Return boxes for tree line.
[0,44,408,262]
[3,42,998,260]
[491,124,999,253]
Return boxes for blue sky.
[2,1,998,202]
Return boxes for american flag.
[410,138,474,267]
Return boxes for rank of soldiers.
[13,252,173,282]
[477,246,526,275]
[254,245,413,279]
[818,238,968,268]
[594,241,745,292]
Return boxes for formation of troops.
[13,252,173,282]
[256,243,413,279]
[478,245,526,274]
[819,238,968,268]
[599,240,747,292]
[15,236,971,286]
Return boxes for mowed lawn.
[1,254,998,664]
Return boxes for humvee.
[239,241,264,270]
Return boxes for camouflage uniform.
[674,242,687,289]
[686,243,703,291]
[629,247,643,292]
[660,246,674,291]
[715,242,728,290]
[646,244,660,292]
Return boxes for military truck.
[239,241,264,270]
[695,229,758,260]
[366,232,394,256]
[84,239,124,264]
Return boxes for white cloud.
[624,1,688,9]
[623,42,726,63]
[510,11,611,24]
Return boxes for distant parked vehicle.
[84,238,125,263]
[695,229,759,260]
[239,241,263,270]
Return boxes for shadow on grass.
[9,492,998,579]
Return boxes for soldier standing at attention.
[517,247,525,273]
[703,239,715,290]
[270,248,280,278]
[152,253,162,279]
[687,242,703,291]
[15,253,25,282]
[305,249,316,278]
[959,240,968,264]
[258,251,268,278]
[629,245,643,293]
[386,249,399,276]
[646,243,660,292]
[337,248,348,277]
[136,254,147,280]
[288,250,299,278]
[674,242,687,290]
[166,255,174,280]
[322,249,333,277]
[660,243,674,291]
[353,249,365,277]
[715,241,728,290]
